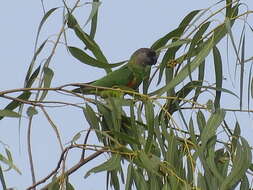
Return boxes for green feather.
[72,48,157,95]
[91,65,134,87]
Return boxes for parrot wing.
[91,65,134,87]
[72,64,139,94]
[72,47,157,95]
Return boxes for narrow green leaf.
[36,8,59,48]
[150,37,213,96]
[25,7,58,86]
[225,18,240,63]
[188,22,211,56]
[154,10,201,85]
[249,164,253,172]
[144,101,154,153]
[175,9,201,31]
[151,28,180,51]
[138,151,160,173]
[167,81,202,114]
[215,149,229,178]
[166,132,180,167]
[67,13,110,72]
[156,43,177,87]
[66,13,78,28]
[68,46,124,69]
[5,149,12,164]
[25,65,41,88]
[97,102,114,132]
[132,169,148,190]
[201,85,238,98]
[197,173,208,190]
[43,67,54,88]
[251,71,253,99]
[197,110,206,133]
[225,0,232,17]
[193,60,205,104]
[231,122,240,153]
[0,165,7,190]
[200,109,225,151]
[0,153,21,174]
[189,117,197,145]
[217,2,239,42]
[89,0,99,39]
[107,98,122,131]
[239,34,245,109]
[240,175,249,190]
[125,164,133,190]
[188,24,210,104]
[74,25,100,55]
[143,65,152,94]
[247,63,253,110]
[66,182,75,190]
[157,39,191,52]
[71,132,81,144]
[84,2,101,27]
[187,21,209,85]
[0,92,31,120]
[213,46,223,110]
[151,10,200,50]
[112,130,140,145]
[110,170,120,190]
[206,137,224,183]
[4,148,16,173]
[0,110,21,118]
[85,154,121,178]
[186,148,194,183]
[48,178,60,190]
[221,137,252,190]
[83,104,99,129]
[161,183,169,190]
[39,67,54,101]
[154,120,166,158]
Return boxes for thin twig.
[2,85,253,114]
[27,147,106,190]
[26,0,81,185]
[40,0,46,14]
[27,117,36,190]
[0,94,43,107]
[27,146,72,190]
[181,106,253,113]
[40,107,64,151]
[80,128,91,160]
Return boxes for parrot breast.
[126,77,139,89]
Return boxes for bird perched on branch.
[72,48,158,95]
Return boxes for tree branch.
[27,146,106,190]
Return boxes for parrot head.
[131,48,158,66]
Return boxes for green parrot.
[73,48,158,94]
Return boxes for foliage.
[1,0,253,190]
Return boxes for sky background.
[1,0,253,189]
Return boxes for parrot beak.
[153,54,159,65]
[149,52,158,65]
[145,49,158,65]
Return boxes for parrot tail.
[72,83,94,94]
[72,87,83,93]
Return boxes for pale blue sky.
[1,1,253,189]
